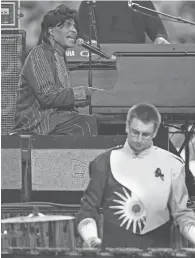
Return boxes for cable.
[164,123,183,130]
[179,123,195,155]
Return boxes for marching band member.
[77,103,195,248]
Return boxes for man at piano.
[78,1,169,44]
[77,103,195,248]
[12,4,98,136]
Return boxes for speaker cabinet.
[1,30,26,135]
[31,133,168,192]
[31,136,113,191]
[1,135,22,203]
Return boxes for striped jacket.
[13,42,75,134]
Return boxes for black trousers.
[50,110,98,136]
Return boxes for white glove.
[187,226,195,245]
[83,237,102,248]
[78,218,102,247]
[182,224,195,246]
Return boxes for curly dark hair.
[37,4,78,45]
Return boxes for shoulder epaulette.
[105,145,123,153]
[170,153,184,165]
[111,145,123,151]
[91,145,123,164]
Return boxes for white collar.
[123,140,153,158]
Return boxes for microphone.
[76,38,110,59]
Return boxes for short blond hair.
[126,103,161,134]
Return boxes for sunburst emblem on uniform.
[109,187,146,234]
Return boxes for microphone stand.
[87,1,99,115]
[130,2,195,26]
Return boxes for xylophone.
[1,247,195,258]
[1,206,195,258]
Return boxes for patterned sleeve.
[26,47,75,108]
[140,0,168,41]
[168,159,195,244]
[77,152,109,225]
